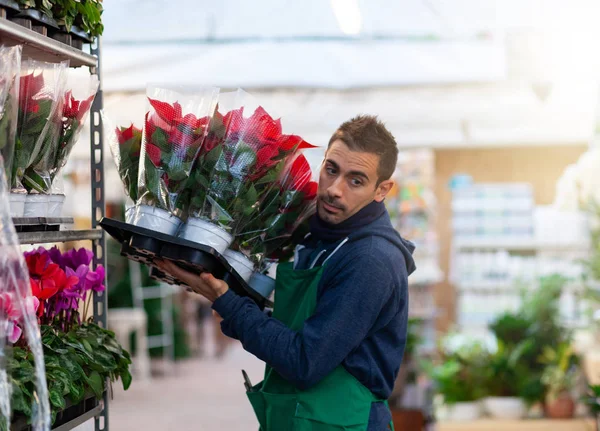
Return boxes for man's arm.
[213,253,396,390]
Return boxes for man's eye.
[351,178,363,186]
[326,167,336,175]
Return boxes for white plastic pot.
[9,193,26,217]
[24,193,49,217]
[484,397,526,419]
[248,272,276,298]
[131,204,182,236]
[47,194,65,217]
[178,218,233,253]
[446,401,482,421]
[124,204,136,224]
[223,249,255,282]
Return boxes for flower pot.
[484,397,527,419]
[9,192,26,217]
[47,193,65,217]
[446,401,482,421]
[178,218,233,253]
[23,193,48,217]
[248,272,276,298]
[130,204,182,236]
[545,392,575,419]
[124,203,136,224]
[223,249,255,282]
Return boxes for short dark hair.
[328,115,398,184]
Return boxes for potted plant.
[425,340,487,421]
[483,339,531,419]
[488,276,572,410]
[540,342,579,419]
[582,384,600,431]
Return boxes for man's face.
[317,139,394,224]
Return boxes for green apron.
[246,258,395,430]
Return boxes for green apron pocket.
[247,390,267,430]
[293,398,371,430]
[262,391,299,430]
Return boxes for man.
[156,115,416,430]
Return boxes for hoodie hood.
[346,209,417,276]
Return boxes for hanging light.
[330,0,362,36]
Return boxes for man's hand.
[154,259,229,303]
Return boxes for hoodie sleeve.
[212,249,399,390]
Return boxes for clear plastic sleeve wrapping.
[186,89,314,237]
[0,154,51,429]
[103,112,142,203]
[0,45,22,189]
[137,86,219,217]
[50,73,99,185]
[15,59,68,193]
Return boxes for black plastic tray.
[0,0,20,13]
[100,217,273,310]
[15,8,59,29]
[65,24,93,43]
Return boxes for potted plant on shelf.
[583,384,600,431]
[10,246,133,426]
[482,339,531,419]
[540,342,580,419]
[425,339,487,421]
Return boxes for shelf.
[17,229,102,244]
[12,217,74,226]
[454,238,589,252]
[457,281,585,293]
[52,404,102,431]
[438,418,594,431]
[0,18,96,67]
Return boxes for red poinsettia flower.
[116,124,142,145]
[149,98,182,124]
[223,107,246,137]
[19,72,45,112]
[63,91,95,121]
[246,106,282,146]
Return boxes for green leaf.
[151,128,170,152]
[69,382,85,404]
[86,371,104,399]
[244,184,258,207]
[82,339,93,352]
[121,370,132,390]
[49,389,66,410]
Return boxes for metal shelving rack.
[0,12,107,431]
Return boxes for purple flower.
[85,265,106,293]
[47,246,65,269]
[63,248,93,271]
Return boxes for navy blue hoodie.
[213,203,415,430]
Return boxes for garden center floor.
[110,344,264,431]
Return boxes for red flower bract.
[149,98,182,124]
[116,124,141,145]
[145,144,162,166]
[19,72,44,104]
[286,154,312,190]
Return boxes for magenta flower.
[86,265,106,293]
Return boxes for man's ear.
[374,179,394,202]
